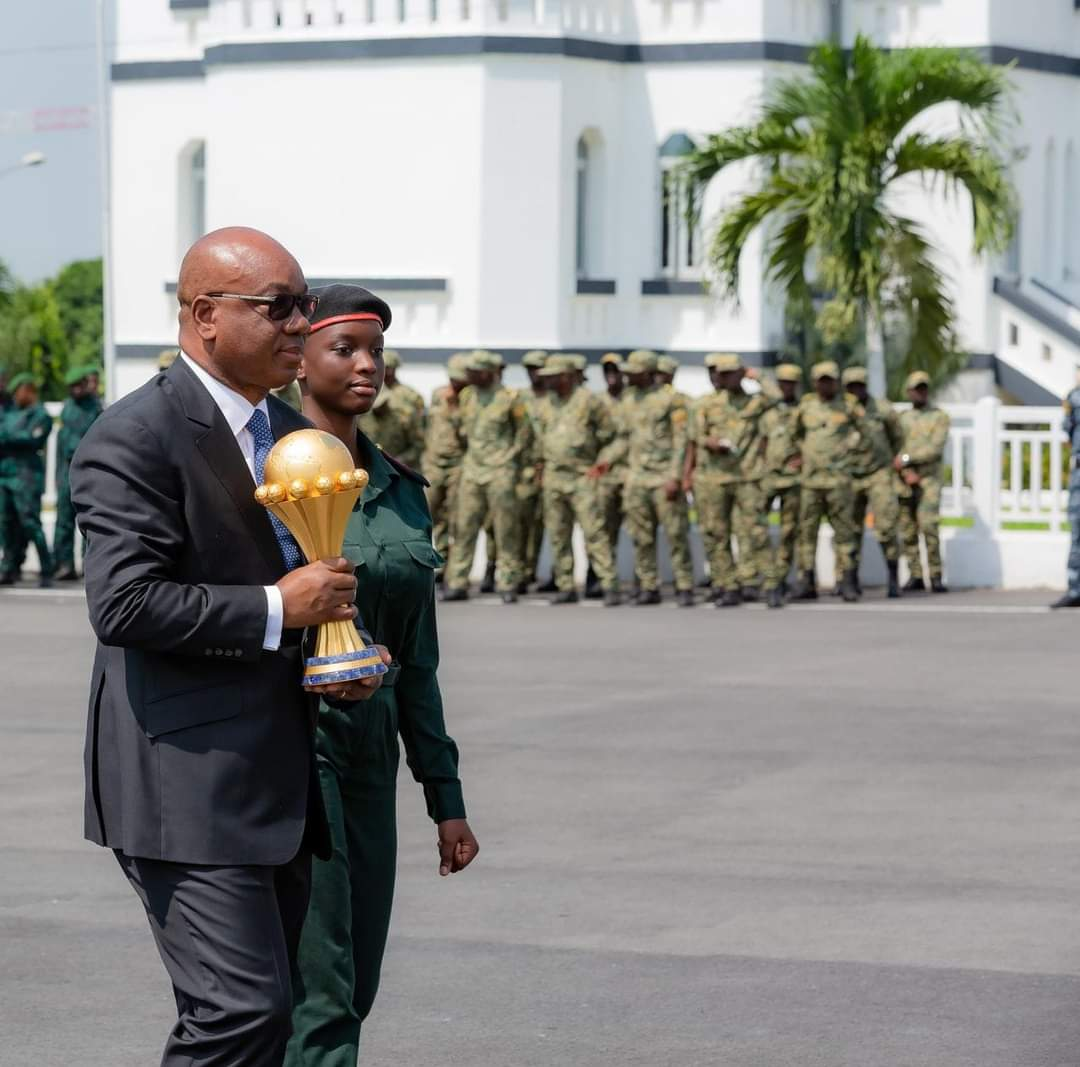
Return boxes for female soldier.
[286,284,479,1066]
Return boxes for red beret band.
[309,312,385,333]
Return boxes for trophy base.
[302,648,389,687]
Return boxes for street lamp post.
[0,151,47,179]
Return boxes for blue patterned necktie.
[246,408,304,571]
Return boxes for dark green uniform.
[53,393,103,572]
[286,433,465,1067]
[0,402,54,579]
[0,389,22,576]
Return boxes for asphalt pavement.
[3,584,1080,1066]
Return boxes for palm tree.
[684,34,1017,396]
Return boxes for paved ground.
[3,584,1080,1066]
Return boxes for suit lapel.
[166,357,287,578]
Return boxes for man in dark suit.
[70,227,381,1066]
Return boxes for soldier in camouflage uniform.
[518,350,549,592]
[790,361,863,603]
[356,349,426,470]
[896,370,950,593]
[841,366,904,598]
[52,364,103,580]
[423,353,470,576]
[620,350,695,606]
[688,353,775,608]
[0,373,55,587]
[534,355,621,605]
[760,363,803,608]
[588,352,627,598]
[442,350,533,603]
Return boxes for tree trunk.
[864,304,887,398]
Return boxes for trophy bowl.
[254,429,388,687]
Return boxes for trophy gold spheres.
[254,429,387,687]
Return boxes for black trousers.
[117,849,312,1067]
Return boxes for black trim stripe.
[112,37,1080,82]
[576,279,617,295]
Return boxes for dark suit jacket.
[70,357,330,865]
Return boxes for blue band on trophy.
[301,662,389,686]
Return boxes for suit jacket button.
[234,649,243,657]
[215,648,223,655]
[205,649,213,656]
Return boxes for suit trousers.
[117,849,312,1067]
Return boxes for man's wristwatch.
[899,453,912,467]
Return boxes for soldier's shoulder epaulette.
[382,450,430,487]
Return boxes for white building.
[109,0,1080,406]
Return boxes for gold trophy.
[254,428,388,688]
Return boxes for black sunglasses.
[205,291,320,322]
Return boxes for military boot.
[676,589,695,608]
[584,566,603,600]
[930,576,948,594]
[635,589,661,606]
[716,589,741,608]
[790,570,818,600]
[479,562,497,594]
[536,576,558,594]
[766,587,784,609]
[839,568,860,603]
[551,590,579,605]
[740,586,760,603]
[440,587,469,602]
[886,561,901,599]
[603,590,622,607]
[904,576,926,592]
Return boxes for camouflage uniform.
[536,362,620,593]
[445,370,532,593]
[691,386,774,593]
[357,383,426,471]
[794,387,863,580]
[53,389,103,572]
[622,375,694,595]
[596,388,627,563]
[270,380,302,412]
[518,382,549,583]
[0,400,54,579]
[422,371,467,566]
[898,400,950,582]
[848,393,903,571]
[760,392,802,592]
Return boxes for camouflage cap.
[7,371,36,392]
[656,355,680,376]
[383,349,401,369]
[158,349,179,370]
[490,351,506,369]
[811,360,840,381]
[621,349,659,374]
[905,370,931,390]
[775,362,802,383]
[567,353,587,371]
[600,352,623,367]
[466,350,502,372]
[521,349,549,368]
[705,352,743,372]
[448,353,471,380]
[538,354,579,377]
[841,366,868,386]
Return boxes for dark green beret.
[8,371,36,392]
[309,284,392,333]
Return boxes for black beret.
[309,284,392,333]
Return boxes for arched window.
[575,130,605,279]
[1043,139,1057,280]
[177,140,206,258]
[658,132,698,277]
[1064,142,1075,281]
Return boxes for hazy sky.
[0,1,113,284]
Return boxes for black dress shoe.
[930,577,948,594]
[903,577,926,592]
[440,587,469,602]
[603,590,622,607]
[716,589,741,608]
[0,571,15,586]
[635,589,661,606]
[551,590,578,604]
[676,589,695,608]
[1051,593,1080,609]
[501,591,518,604]
[38,574,53,589]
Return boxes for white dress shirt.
[180,353,285,651]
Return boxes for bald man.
[70,228,378,1066]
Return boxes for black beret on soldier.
[309,284,392,333]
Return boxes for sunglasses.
[205,291,320,322]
